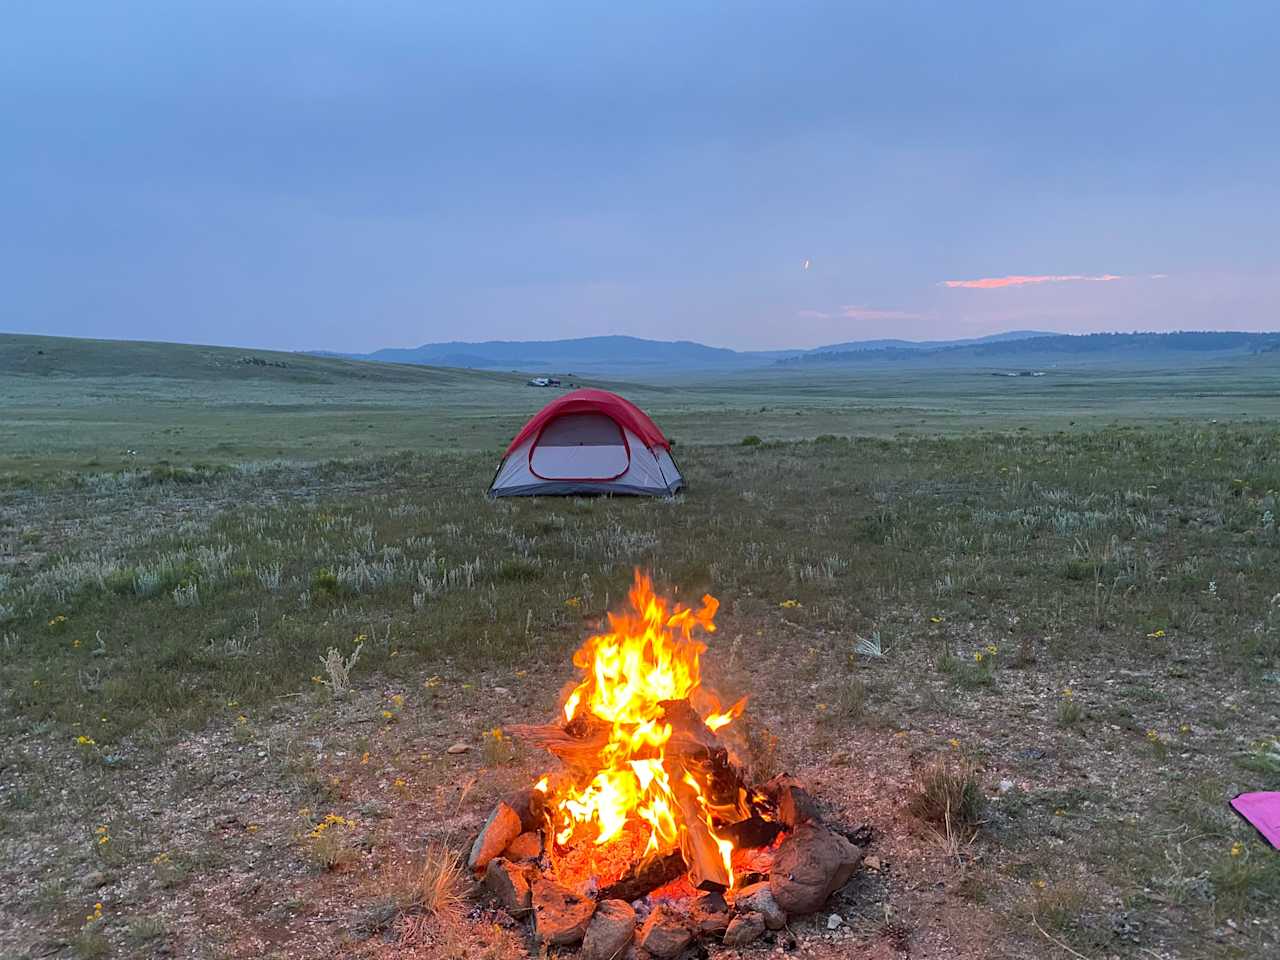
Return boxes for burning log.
[763,773,821,828]
[598,849,685,902]
[719,813,783,849]
[670,771,731,892]
[509,721,610,773]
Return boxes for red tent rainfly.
[489,389,684,497]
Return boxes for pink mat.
[1230,792,1280,849]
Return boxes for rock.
[998,779,1014,794]
[82,871,107,889]
[724,910,766,947]
[769,823,864,914]
[636,904,692,958]
[864,855,883,872]
[581,899,635,960]
[689,891,731,935]
[734,881,786,930]
[468,801,523,874]
[504,788,547,832]
[827,913,843,930]
[447,742,470,754]
[484,858,532,916]
[503,830,543,861]
[533,877,595,947]
[764,774,821,828]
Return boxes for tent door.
[529,413,631,481]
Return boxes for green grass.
[2,334,1279,957]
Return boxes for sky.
[3,2,1278,352]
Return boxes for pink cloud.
[942,274,1128,289]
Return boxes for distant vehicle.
[526,377,563,387]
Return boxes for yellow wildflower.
[1062,687,1074,699]
[1146,628,1166,639]
[381,710,394,720]
[1230,841,1244,857]
[779,599,801,608]
[985,644,998,655]
[974,652,984,663]
[360,752,369,765]
[393,778,407,790]
[424,675,442,688]
[564,596,582,609]
[948,738,960,750]
[929,616,943,623]
[76,735,97,747]
[391,694,405,708]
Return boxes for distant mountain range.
[315,330,1062,375]
[314,329,1280,375]
[783,330,1280,367]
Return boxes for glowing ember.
[535,572,751,889]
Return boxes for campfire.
[467,572,866,954]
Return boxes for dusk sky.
[4,2,1278,352]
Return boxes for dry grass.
[909,760,986,840]
[395,842,468,918]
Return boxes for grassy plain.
[1,334,1279,959]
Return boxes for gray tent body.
[489,410,683,497]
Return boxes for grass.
[909,760,987,839]
[1,340,1279,956]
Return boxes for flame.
[542,571,742,883]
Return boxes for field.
[2,335,1279,959]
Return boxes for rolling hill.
[0,332,523,387]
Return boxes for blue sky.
[4,2,1278,351]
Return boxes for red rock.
[734,880,786,930]
[467,801,522,874]
[689,891,731,935]
[581,899,635,960]
[768,823,863,914]
[724,910,766,947]
[483,858,532,916]
[532,877,595,947]
[636,904,692,958]
[503,830,542,861]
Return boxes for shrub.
[909,760,986,838]
[741,435,763,446]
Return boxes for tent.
[489,388,684,497]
